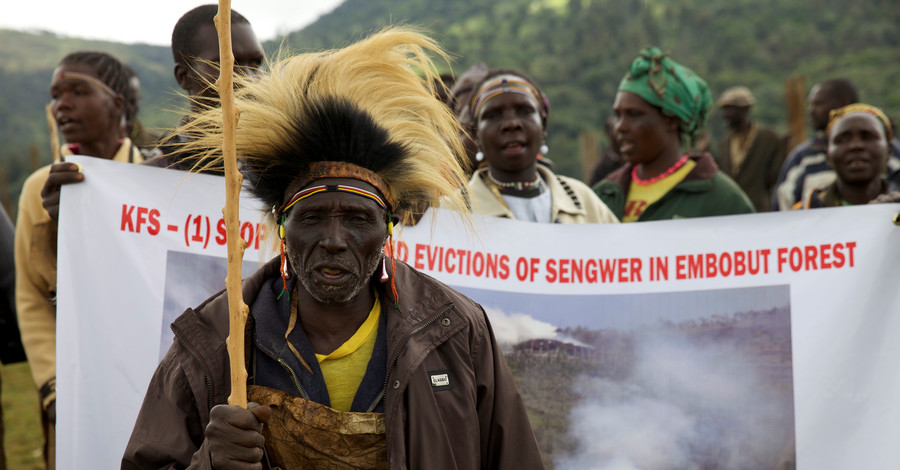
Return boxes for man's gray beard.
[290,249,383,304]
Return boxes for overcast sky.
[3,1,344,46]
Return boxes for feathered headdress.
[174,27,471,227]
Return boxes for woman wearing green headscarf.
[592,47,754,222]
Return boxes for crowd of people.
[1,3,898,469]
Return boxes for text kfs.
[121,204,160,235]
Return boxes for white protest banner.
[57,156,900,469]
[56,157,266,468]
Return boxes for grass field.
[1,362,46,469]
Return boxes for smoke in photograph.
[474,285,794,470]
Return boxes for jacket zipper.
[172,324,215,412]
[276,358,308,400]
[366,390,385,413]
[371,304,453,412]
[253,337,310,400]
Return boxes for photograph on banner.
[457,284,794,469]
[159,251,261,360]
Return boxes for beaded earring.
[475,151,484,162]
[380,257,389,281]
[539,143,549,155]
[277,213,291,300]
[385,212,399,307]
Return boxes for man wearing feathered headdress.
[122,28,543,469]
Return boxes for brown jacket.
[716,125,785,213]
[122,258,543,469]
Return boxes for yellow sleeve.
[14,165,58,408]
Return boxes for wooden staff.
[579,131,598,182]
[45,104,60,163]
[785,75,807,152]
[215,0,249,408]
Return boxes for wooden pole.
[579,131,599,183]
[215,0,249,408]
[785,75,807,152]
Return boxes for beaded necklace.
[631,154,689,186]
[488,171,542,191]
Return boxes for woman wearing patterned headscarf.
[795,103,900,208]
[466,68,618,224]
[592,47,754,222]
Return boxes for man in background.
[715,86,784,212]
[771,78,900,210]
[144,4,264,171]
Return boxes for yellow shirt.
[623,160,696,222]
[315,294,381,412]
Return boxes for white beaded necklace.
[487,171,542,191]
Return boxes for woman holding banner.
[465,69,618,224]
[592,48,754,222]
[15,51,143,468]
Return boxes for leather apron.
[249,385,387,469]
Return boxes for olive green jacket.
[592,153,755,222]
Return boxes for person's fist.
[205,402,272,469]
[41,162,84,221]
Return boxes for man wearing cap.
[715,86,785,212]
[122,29,543,470]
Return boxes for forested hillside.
[2,0,898,214]
[284,0,900,176]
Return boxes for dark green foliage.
[283,0,900,178]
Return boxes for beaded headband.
[827,103,894,142]
[282,184,388,213]
[51,71,118,98]
[278,162,395,237]
[280,161,394,212]
[470,76,547,119]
